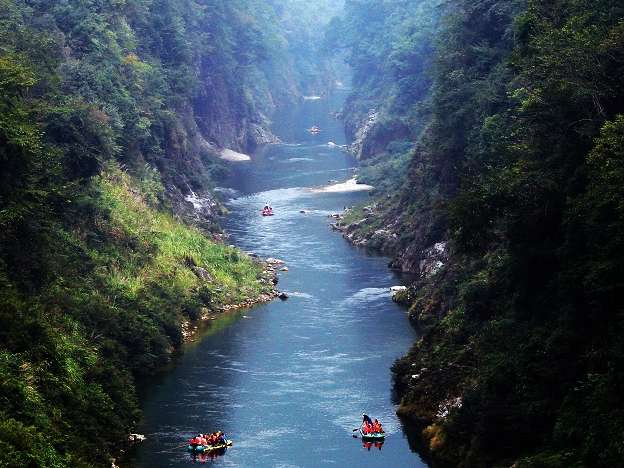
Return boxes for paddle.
[173,442,189,449]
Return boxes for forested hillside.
[331,0,624,466]
[0,1,336,466]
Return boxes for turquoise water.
[133,92,427,467]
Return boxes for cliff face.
[192,68,279,153]
[334,1,624,467]
[0,1,336,466]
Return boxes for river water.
[133,91,427,467]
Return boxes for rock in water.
[390,285,407,298]
[266,257,286,265]
[128,434,146,443]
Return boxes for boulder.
[266,257,286,265]
[192,266,213,281]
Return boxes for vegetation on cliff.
[333,0,624,466]
[0,162,270,466]
[0,0,335,465]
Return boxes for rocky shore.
[328,202,462,463]
[179,254,284,343]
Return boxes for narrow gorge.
[1,1,623,468]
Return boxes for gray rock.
[266,257,286,265]
[192,266,213,281]
[348,109,378,159]
[128,434,146,443]
[419,242,448,278]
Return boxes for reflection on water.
[189,447,229,464]
[361,441,385,452]
[133,92,427,467]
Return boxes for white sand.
[311,178,374,193]
[220,148,251,162]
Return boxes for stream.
[133,91,428,467]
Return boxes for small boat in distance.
[261,204,274,216]
[308,125,321,134]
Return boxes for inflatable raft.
[187,440,233,453]
[359,429,385,441]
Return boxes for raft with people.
[261,204,274,216]
[186,431,232,453]
[358,413,385,440]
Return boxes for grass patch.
[90,164,267,306]
[0,163,271,466]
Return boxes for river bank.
[179,255,280,343]
[328,201,464,466]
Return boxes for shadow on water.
[132,91,428,467]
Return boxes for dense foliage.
[326,0,441,167]
[334,0,624,466]
[0,0,336,465]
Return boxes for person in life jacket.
[362,421,372,434]
[372,419,383,433]
[189,435,202,447]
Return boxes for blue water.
[133,92,427,467]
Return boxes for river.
[133,91,427,467]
